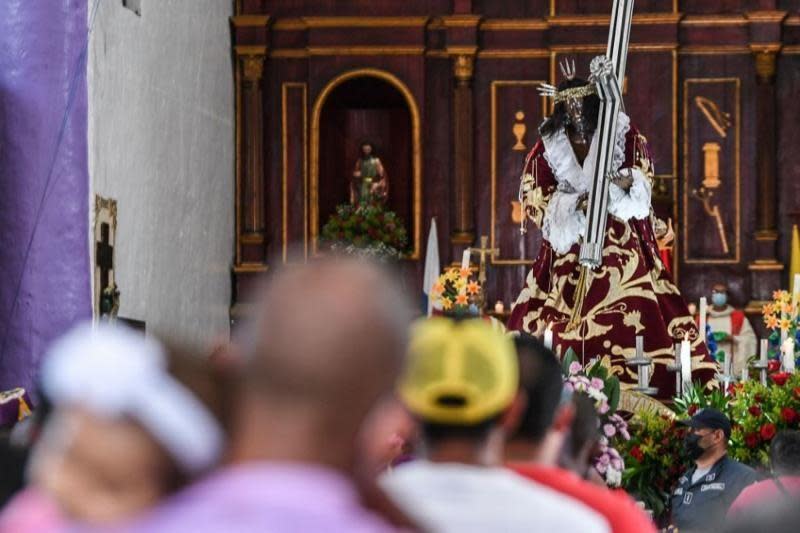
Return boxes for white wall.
[89,0,234,342]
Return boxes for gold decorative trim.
[682,78,741,264]
[678,46,751,55]
[310,69,422,260]
[233,264,269,274]
[548,13,683,26]
[234,45,268,56]
[550,43,676,53]
[302,16,430,28]
[783,45,800,54]
[478,49,550,59]
[680,15,747,26]
[745,11,788,23]
[480,19,548,31]
[748,261,784,271]
[307,46,425,56]
[240,233,265,244]
[785,15,800,26]
[441,15,483,28]
[231,15,269,28]
[272,18,306,31]
[490,81,547,265]
[445,45,479,56]
[281,82,308,262]
[270,49,310,59]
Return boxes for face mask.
[712,293,727,307]
[684,433,705,460]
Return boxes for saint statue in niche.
[350,141,388,206]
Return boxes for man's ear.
[551,403,575,433]
[500,392,527,435]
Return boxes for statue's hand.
[608,168,634,191]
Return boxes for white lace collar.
[541,112,631,192]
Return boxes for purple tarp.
[0,0,91,396]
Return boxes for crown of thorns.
[537,58,598,103]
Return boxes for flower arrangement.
[762,290,800,363]
[561,350,627,487]
[429,267,482,317]
[321,201,408,260]
[618,411,688,521]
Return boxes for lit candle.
[680,333,692,391]
[544,322,554,351]
[698,297,707,345]
[461,249,471,271]
[782,338,796,373]
[760,338,769,364]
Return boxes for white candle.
[741,367,748,382]
[641,364,650,388]
[544,323,554,351]
[674,342,682,395]
[461,249,471,271]
[782,338,796,372]
[724,349,732,377]
[793,274,800,318]
[698,297,707,345]
[680,333,692,391]
[635,335,644,359]
[760,338,769,364]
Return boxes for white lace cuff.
[542,190,586,255]
[607,168,651,221]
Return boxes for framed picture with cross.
[94,195,118,318]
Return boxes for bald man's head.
[242,257,413,420]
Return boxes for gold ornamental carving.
[242,55,265,81]
[754,50,777,83]
[453,55,474,82]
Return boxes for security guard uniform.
[671,454,758,532]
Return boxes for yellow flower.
[762,303,775,316]
[780,318,792,331]
[431,282,444,296]
[441,297,453,310]
[765,315,779,329]
[466,281,480,295]
[459,268,471,279]
[774,290,790,303]
[443,269,458,282]
[455,293,469,305]
[454,277,467,291]
[782,302,794,315]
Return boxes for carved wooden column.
[231,15,270,320]
[452,54,475,248]
[745,9,786,311]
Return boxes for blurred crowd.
[0,257,798,532]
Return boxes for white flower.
[605,467,622,487]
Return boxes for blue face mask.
[712,293,727,307]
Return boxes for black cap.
[679,408,731,439]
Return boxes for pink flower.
[598,402,610,414]
[564,382,574,392]
[595,462,608,474]
[598,453,610,465]
[603,424,617,437]
[591,377,605,390]
[620,427,631,440]
[611,457,623,470]
[569,362,582,375]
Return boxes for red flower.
[768,360,781,373]
[793,387,800,399]
[688,404,699,416]
[760,423,777,441]
[727,383,738,396]
[771,372,791,387]
[749,405,762,417]
[745,432,760,448]
[781,407,798,424]
[755,394,765,403]
[630,445,644,462]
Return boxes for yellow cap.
[399,318,518,425]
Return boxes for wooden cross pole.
[579,0,635,268]
[469,235,499,285]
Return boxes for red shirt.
[728,476,800,519]
[509,464,656,533]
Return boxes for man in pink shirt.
[728,430,800,520]
[130,258,416,532]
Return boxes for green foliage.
[321,201,408,259]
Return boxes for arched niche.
[310,69,421,259]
